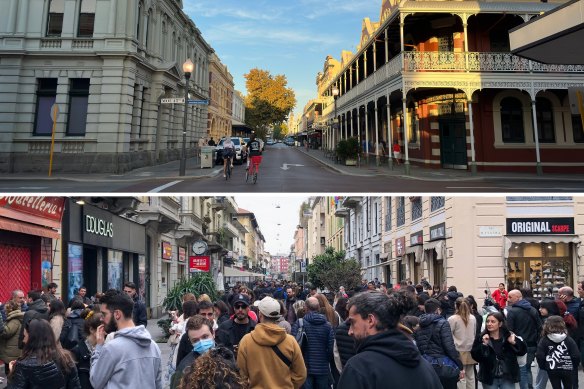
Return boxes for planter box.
[345,158,357,166]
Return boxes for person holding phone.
[492,283,508,309]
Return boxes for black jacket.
[334,321,355,368]
[536,334,580,372]
[506,299,542,347]
[291,312,334,375]
[215,318,256,354]
[414,313,463,370]
[74,340,93,389]
[338,329,442,389]
[443,291,462,319]
[170,350,202,389]
[61,309,85,351]
[132,296,148,327]
[7,356,81,389]
[471,327,527,386]
[18,299,49,349]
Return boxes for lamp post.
[332,86,339,152]
[180,58,194,176]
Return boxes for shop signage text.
[480,226,503,237]
[178,247,186,262]
[429,223,446,241]
[0,196,64,222]
[395,236,406,256]
[410,231,423,246]
[189,256,210,272]
[162,241,173,260]
[506,218,574,235]
[85,215,113,237]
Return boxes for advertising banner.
[67,243,83,302]
[189,256,210,272]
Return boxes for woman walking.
[49,299,67,342]
[448,298,477,389]
[471,312,526,389]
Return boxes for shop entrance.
[439,114,467,169]
[83,247,97,299]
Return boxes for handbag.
[494,356,508,377]
[422,354,460,380]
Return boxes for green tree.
[245,68,296,138]
[272,123,288,140]
[307,247,362,293]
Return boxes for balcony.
[334,207,350,217]
[176,211,204,240]
[135,197,181,233]
[342,197,363,209]
[223,220,240,238]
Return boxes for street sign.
[188,99,209,105]
[161,98,185,104]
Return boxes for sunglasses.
[234,305,247,310]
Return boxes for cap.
[233,294,250,307]
[257,296,281,319]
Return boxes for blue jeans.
[303,374,330,389]
[482,378,517,389]
[519,347,536,389]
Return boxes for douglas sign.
[506,218,574,235]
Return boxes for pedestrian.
[237,296,307,389]
[216,294,256,356]
[18,290,49,349]
[47,282,59,303]
[89,289,162,389]
[448,297,477,389]
[558,286,581,316]
[292,300,306,320]
[506,289,542,389]
[69,286,93,307]
[60,299,86,351]
[0,300,23,376]
[392,139,401,165]
[338,291,441,389]
[471,311,527,389]
[76,308,102,389]
[8,318,80,388]
[333,315,354,373]
[285,287,298,325]
[166,300,198,387]
[178,346,248,389]
[214,300,231,325]
[291,297,334,389]
[535,315,580,389]
[276,300,291,335]
[415,298,463,389]
[208,137,216,146]
[123,282,148,327]
[315,293,340,329]
[49,299,67,342]
[491,284,508,309]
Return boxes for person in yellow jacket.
[237,296,307,389]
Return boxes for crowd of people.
[0,277,583,388]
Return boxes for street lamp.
[180,58,194,176]
[332,86,339,152]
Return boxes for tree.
[244,68,296,138]
[307,247,362,293]
[272,123,288,140]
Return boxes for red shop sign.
[0,196,64,222]
[162,241,173,260]
[189,256,210,272]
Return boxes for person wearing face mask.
[170,315,215,389]
[89,289,162,389]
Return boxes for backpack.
[295,318,308,354]
[60,318,81,350]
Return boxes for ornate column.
[364,52,368,78]
[386,94,393,169]
[374,101,380,166]
[350,65,353,88]
[402,97,410,175]
[531,99,543,175]
[467,98,477,174]
[373,42,378,72]
[356,62,360,84]
[365,107,370,165]
[385,29,389,64]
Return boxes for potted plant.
[336,137,359,166]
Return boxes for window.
[47,0,64,37]
[136,2,142,41]
[33,78,58,136]
[408,107,418,144]
[397,197,405,227]
[384,197,391,231]
[145,10,150,47]
[572,115,584,143]
[66,79,90,136]
[501,97,524,143]
[411,197,422,221]
[536,97,555,143]
[78,0,95,37]
[431,196,445,212]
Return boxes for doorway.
[83,246,97,299]
[439,114,467,169]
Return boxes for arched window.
[500,97,524,143]
[536,97,555,143]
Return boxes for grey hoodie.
[90,325,162,389]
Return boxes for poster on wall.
[41,237,52,290]
[107,250,123,290]
[67,243,83,302]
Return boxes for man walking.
[123,282,147,327]
[506,289,542,389]
[46,282,59,302]
[18,289,49,348]
[237,296,306,389]
[90,289,162,389]
[291,297,334,389]
[338,291,441,389]
[216,294,256,354]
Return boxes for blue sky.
[184,0,382,115]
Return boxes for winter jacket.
[470,327,527,386]
[90,326,162,389]
[237,322,307,389]
[442,291,462,319]
[506,299,542,347]
[291,312,334,375]
[492,289,508,308]
[338,329,442,389]
[536,333,580,373]
[216,313,230,326]
[448,314,477,353]
[170,350,202,389]
[0,309,24,363]
[414,313,463,370]
[565,298,581,317]
[61,309,85,351]
[334,321,355,369]
[18,299,49,349]
[75,339,93,389]
[215,318,256,354]
[8,356,81,389]
[132,296,148,327]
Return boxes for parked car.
[215,137,246,164]
[266,139,275,145]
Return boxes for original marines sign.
[506,218,574,235]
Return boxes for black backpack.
[60,318,81,350]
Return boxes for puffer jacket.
[414,313,463,370]
[334,321,355,368]
[0,310,24,363]
[8,356,81,389]
[291,312,334,375]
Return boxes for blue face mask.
[193,338,214,354]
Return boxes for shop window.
[107,250,123,290]
[501,97,524,143]
[47,0,64,37]
[385,197,391,232]
[536,97,555,143]
[411,197,422,221]
[77,0,95,37]
[66,78,90,136]
[572,115,584,143]
[431,196,445,212]
[33,78,58,136]
[397,197,405,226]
[507,242,571,299]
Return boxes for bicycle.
[225,157,232,180]
[246,156,261,184]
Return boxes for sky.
[235,196,308,255]
[184,0,382,116]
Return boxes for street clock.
[192,240,208,255]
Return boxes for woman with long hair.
[448,298,477,389]
[8,318,80,388]
[315,293,340,328]
[0,301,24,376]
[335,297,349,322]
[214,300,231,325]
[178,346,248,389]
[471,312,526,389]
[49,299,67,342]
[76,309,103,389]
[431,284,442,297]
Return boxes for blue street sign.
[188,99,209,105]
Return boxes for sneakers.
[223,174,226,178]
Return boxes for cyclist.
[222,137,235,178]
[247,134,262,177]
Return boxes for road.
[1,144,582,193]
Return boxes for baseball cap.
[256,296,281,319]
[232,294,250,307]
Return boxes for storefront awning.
[224,267,265,278]
[406,245,423,263]
[424,239,446,261]
[379,252,389,259]
[0,217,60,239]
[504,235,581,258]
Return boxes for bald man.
[558,286,581,316]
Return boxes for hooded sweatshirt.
[90,325,162,389]
[237,322,307,389]
[19,299,49,349]
[338,328,442,389]
[536,332,580,373]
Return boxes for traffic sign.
[161,98,185,104]
[188,99,209,105]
